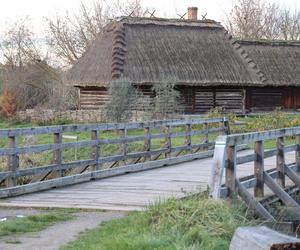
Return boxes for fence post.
[119,128,128,166]
[222,118,230,135]
[164,125,171,158]
[296,135,300,172]
[185,123,192,154]
[254,140,264,197]
[91,129,100,171]
[226,145,237,197]
[144,127,151,162]
[276,136,285,188]
[204,122,209,150]
[209,135,227,199]
[53,132,62,176]
[6,136,19,187]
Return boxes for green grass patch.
[62,195,258,250]
[0,210,74,237]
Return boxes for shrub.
[0,89,17,118]
[152,80,183,120]
[104,80,141,122]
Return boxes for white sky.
[0,0,299,34]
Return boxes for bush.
[152,80,183,120]
[0,89,17,118]
[104,80,141,122]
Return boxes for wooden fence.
[0,118,229,198]
[210,127,300,221]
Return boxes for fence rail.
[209,127,300,221]
[0,117,229,198]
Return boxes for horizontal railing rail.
[0,117,229,198]
[209,126,300,221]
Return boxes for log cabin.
[66,7,300,114]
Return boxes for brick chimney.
[188,7,198,20]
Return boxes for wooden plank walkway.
[0,151,297,211]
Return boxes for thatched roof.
[66,17,263,87]
[237,40,300,86]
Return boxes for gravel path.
[0,210,126,250]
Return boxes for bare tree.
[226,0,300,40]
[279,9,300,40]
[46,0,144,67]
[0,18,77,111]
[0,17,42,68]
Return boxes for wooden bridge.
[0,118,300,217]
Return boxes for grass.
[0,209,74,238]
[62,195,259,250]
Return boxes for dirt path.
[0,210,126,250]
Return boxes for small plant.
[104,80,141,123]
[244,108,300,132]
[152,79,183,120]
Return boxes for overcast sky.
[0,0,299,34]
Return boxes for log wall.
[180,87,244,114]
[79,87,110,110]
[78,86,300,114]
[246,87,300,112]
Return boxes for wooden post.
[241,89,246,115]
[204,122,209,151]
[226,145,236,196]
[296,135,300,172]
[6,136,19,187]
[119,128,128,166]
[209,136,227,199]
[91,129,100,171]
[185,124,192,154]
[164,125,171,158]
[254,140,264,197]
[53,132,62,176]
[219,118,229,135]
[144,127,151,162]
[276,136,285,188]
[224,118,230,135]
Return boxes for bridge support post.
[6,136,19,187]
[144,127,151,162]
[164,125,171,158]
[276,137,285,188]
[209,136,227,199]
[91,130,100,171]
[296,135,300,172]
[226,145,237,196]
[185,123,192,154]
[204,123,209,150]
[53,132,62,177]
[254,140,264,197]
[119,128,128,166]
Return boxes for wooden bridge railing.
[0,117,229,198]
[209,127,300,221]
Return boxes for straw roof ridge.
[237,39,300,47]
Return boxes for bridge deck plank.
[0,151,296,211]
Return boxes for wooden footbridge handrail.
[0,117,229,198]
[210,127,300,221]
